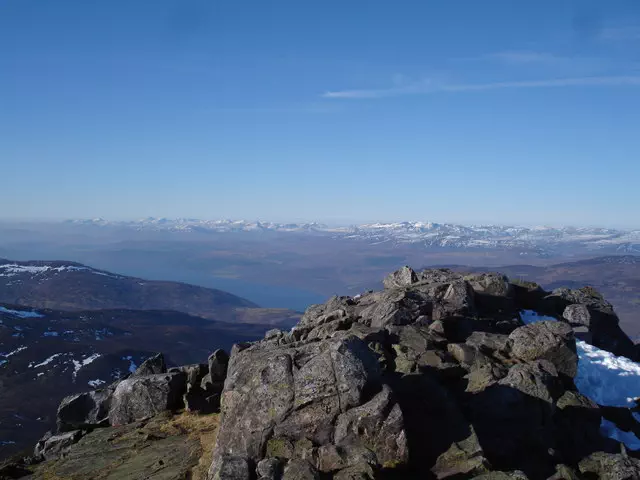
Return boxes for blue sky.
[1,0,639,228]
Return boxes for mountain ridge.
[0,259,300,327]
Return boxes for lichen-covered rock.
[209,335,382,479]
[109,372,186,425]
[213,455,251,480]
[334,385,408,468]
[578,452,640,480]
[508,321,578,377]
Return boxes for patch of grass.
[159,411,219,480]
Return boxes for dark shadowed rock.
[131,352,166,377]
[383,266,418,289]
[214,455,250,480]
[508,321,577,377]
[334,385,408,468]
[109,372,186,425]
[282,459,319,479]
[57,385,116,432]
[256,457,282,480]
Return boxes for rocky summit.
[3,267,640,480]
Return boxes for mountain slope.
[0,259,299,326]
[0,302,271,459]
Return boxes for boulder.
[256,457,282,480]
[282,459,319,480]
[34,430,83,461]
[578,452,640,480]
[213,455,251,480]
[508,321,578,378]
[562,304,591,327]
[57,385,115,432]
[131,352,166,377]
[334,385,408,468]
[209,335,382,479]
[383,266,418,289]
[109,372,186,425]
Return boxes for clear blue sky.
[2,1,639,228]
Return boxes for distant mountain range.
[65,218,640,256]
[0,259,300,327]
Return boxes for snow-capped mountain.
[65,218,640,255]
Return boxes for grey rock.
[465,332,510,354]
[578,452,640,480]
[282,459,319,480]
[34,430,83,461]
[209,349,230,382]
[498,360,562,404]
[256,457,281,480]
[213,455,251,480]
[562,304,591,327]
[383,266,418,289]
[57,385,115,432]
[334,385,408,468]
[109,372,186,425]
[508,321,578,377]
[131,352,166,377]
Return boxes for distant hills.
[64,217,640,256]
[0,259,300,327]
[0,259,299,457]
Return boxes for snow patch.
[31,353,64,368]
[0,306,44,318]
[518,309,640,450]
[72,353,101,380]
[88,379,106,387]
[1,346,27,358]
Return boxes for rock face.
[207,267,639,480]
[109,372,187,425]
[56,385,116,432]
[19,267,640,480]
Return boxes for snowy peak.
[62,218,640,255]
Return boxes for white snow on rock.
[72,353,101,380]
[0,306,44,318]
[30,353,64,368]
[88,379,106,387]
[519,309,640,450]
[1,346,27,358]
[0,264,88,277]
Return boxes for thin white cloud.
[323,75,640,99]
[484,51,562,64]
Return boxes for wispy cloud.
[323,75,640,99]
[482,51,562,64]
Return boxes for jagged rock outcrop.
[207,267,639,480]
[14,267,640,480]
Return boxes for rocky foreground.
[3,267,640,480]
